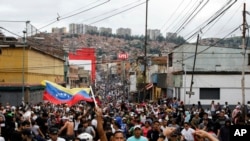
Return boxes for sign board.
[186,91,195,95]
[118,53,128,59]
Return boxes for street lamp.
[22,30,26,103]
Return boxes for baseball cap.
[49,127,59,134]
[134,125,141,130]
[77,132,93,141]
[62,116,69,120]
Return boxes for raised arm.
[194,130,219,141]
[95,105,108,141]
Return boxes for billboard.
[68,48,96,82]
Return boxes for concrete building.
[68,48,96,84]
[83,25,98,34]
[69,23,76,34]
[69,23,82,34]
[68,65,79,88]
[0,35,65,106]
[52,27,67,34]
[169,44,250,105]
[116,28,131,36]
[78,67,91,88]
[99,27,112,35]
[147,29,161,40]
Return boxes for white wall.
[68,60,92,70]
[179,74,250,105]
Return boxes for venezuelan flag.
[41,80,93,106]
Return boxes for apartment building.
[99,27,112,35]
[116,28,131,36]
[147,29,161,40]
[83,25,98,34]
[52,27,67,34]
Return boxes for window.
[200,88,220,99]
[248,53,250,65]
[168,53,173,67]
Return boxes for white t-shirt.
[0,136,5,141]
[181,128,195,141]
[47,137,66,141]
[91,119,97,128]
[31,125,40,135]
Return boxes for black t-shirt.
[147,129,161,141]
[10,130,22,141]
[35,116,48,135]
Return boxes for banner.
[41,80,93,106]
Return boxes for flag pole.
[90,86,98,107]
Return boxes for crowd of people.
[0,97,249,141]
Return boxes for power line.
[63,0,143,40]
[163,0,197,33]
[183,0,237,40]
[38,0,110,30]
[0,20,28,23]
[175,0,210,34]
[173,0,204,34]
[0,26,65,50]
[160,0,184,32]
[40,0,101,26]
[165,1,239,54]
[173,25,241,64]
[78,0,142,23]
[206,1,242,37]
[60,0,111,21]
[89,1,147,25]
[0,53,246,72]
[0,59,127,72]
[58,0,101,18]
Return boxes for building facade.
[83,25,98,34]
[147,29,161,40]
[99,27,112,35]
[0,36,65,106]
[116,28,131,36]
[68,48,96,84]
[52,27,67,34]
[169,44,250,105]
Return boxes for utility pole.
[143,0,148,102]
[22,21,30,104]
[186,34,199,104]
[122,60,126,99]
[241,3,246,118]
[183,63,187,104]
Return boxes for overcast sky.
[0,0,249,42]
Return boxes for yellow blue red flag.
[41,80,93,106]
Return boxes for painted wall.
[179,74,250,105]
[170,44,250,106]
[0,47,65,106]
[0,48,64,84]
[68,48,96,83]
[0,48,26,83]
[27,49,64,83]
